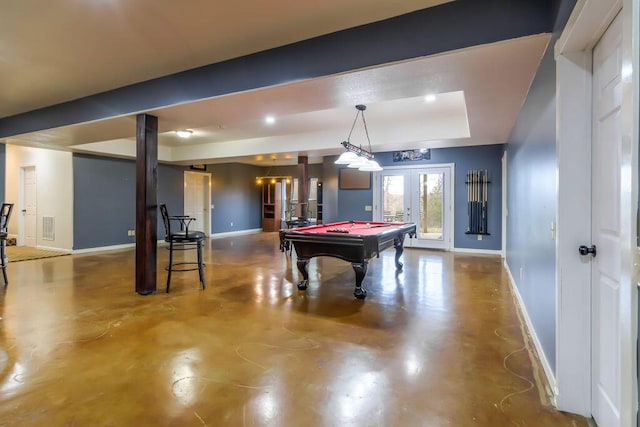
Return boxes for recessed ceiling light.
[176,129,193,138]
[424,94,437,103]
[264,115,276,125]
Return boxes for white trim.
[72,243,136,254]
[209,228,263,239]
[501,151,507,258]
[504,259,559,405]
[35,245,69,253]
[375,162,455,171]
[555,0,623,57]
[452,247,501,256]
[619,0,640,424]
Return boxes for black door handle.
[578,245,596,257]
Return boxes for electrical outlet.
[364,205,372,211]
[477,234,482,241]
[127,230,135,236]
[230,222,234,227]
[519,267,524,281]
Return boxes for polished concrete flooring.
[0,233,589,426]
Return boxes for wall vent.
[42,216,55,241]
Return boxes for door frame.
[555,0,638,421]
[183,171,212,236]
[372,162,454,250]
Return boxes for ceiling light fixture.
[264,115,276,125]
[424,94,437,103]
[334,105,382,171]
[255,175,291,185]
[255,159,291,185]
[176,129,193,138]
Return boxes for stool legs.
[165,240,205,293]
[0,239,7,285]
[197,241,205,290]
[166,241,174,293]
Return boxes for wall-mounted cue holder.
[465,169,490,235]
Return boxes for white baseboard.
[453,247,502,256]
[36,245,71,253]
[504,259,558,405]
[72,230,262,253]
[209,228,263,239]
[72,243,136,254]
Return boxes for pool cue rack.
[465,169,490,235]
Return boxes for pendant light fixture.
[334,105,382,171]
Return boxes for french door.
[374,165,453,250]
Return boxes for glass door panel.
[418,172,444,241]
[381,174,407,223]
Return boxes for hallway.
[0,233,588,426]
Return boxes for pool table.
[279,220,416,299]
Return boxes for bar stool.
[0,203,14,285]
[159,204,206,293]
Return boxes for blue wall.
[505,46,558,371]
[334,144,504,250]
[73,156,266,248]
[73,154,184,249]
[210,163,264,233]
[502,0,577,376]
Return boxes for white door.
[184,171,211,235]
[22,166,37,247]
[591,12,622,427]
[377,165,453,250]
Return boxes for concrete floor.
[0,233,589,426]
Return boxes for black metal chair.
[159,204,206,293]
[0,203,14,285]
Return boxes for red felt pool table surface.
[280,220,417,299]
[290,220,405,236]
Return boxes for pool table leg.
[296,258,310,290]
[394,233,406,270]
[352,262,368,299]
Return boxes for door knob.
[578,245,597,257]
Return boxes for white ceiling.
[0,0,550,166]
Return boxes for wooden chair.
[159,204,206,293]
[0,203,14,285]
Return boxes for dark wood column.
[297,156,309,219]
[135,114,158,295]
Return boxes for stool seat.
[170,230,206,242]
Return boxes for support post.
[135,114,158,295]
[297,156,309,220]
